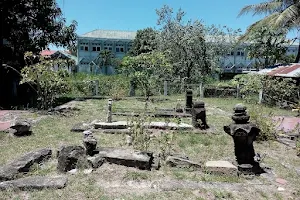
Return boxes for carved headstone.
[185,89,193,112]
[224,104,263,175]
[192,101,209,130]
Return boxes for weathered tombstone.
[223,104,263,175]
[185,89,193,112]
[83,131,97,156]
[192,101,209,130]
[258,89,263,104]
[164,80,168,96]
[57,146,86,173]
[236,84,240,98]
[199,82,204,98]
[107,99,112,123]
[94,80,99,96]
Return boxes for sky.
[52,0,298,49]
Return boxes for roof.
[267,64,300,77]
[40,50,56,56]
[80,30,136,40]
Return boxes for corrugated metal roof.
[267,64,300,77]
[80,29,136,40]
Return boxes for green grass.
[0,95,299,200]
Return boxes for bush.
[67,73,130,98]
[248,105,276,141]
[233,74,299,107]
[20,58,71,109]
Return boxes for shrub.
[20,57,71,109]
[248,105,276,141]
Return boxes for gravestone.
[192,101,209,130]
[223,104,263,175]
[185,89,193,112]
[107,99,112,123]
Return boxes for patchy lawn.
[0,96,299,200]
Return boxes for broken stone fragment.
[87,156,105,168]
[0,176,67,190]
[10,120,31,136]
[97,147,153,170]
[57,146,86,173]
[0,148,52,181]
[83,136,97,156]
[166,156,201,169]
[71,123,92,132]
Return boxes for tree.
[120,51,171,97]
[155,5,240,83]
[129,27,158,56]
[0,0,77,107]
[20,52,71,109]
[245,27,289,68]
[95,50,115,75]
[238,0,300,63]
[156,5,208,83]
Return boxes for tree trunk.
[295,42,300,63]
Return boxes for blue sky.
[52,0,298,49]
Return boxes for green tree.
[120,51,171,97]
[238,0,300,63]
[156,5,208,83]
[0,0,77,107]
[244,27,289,68]
[20,52,71,109]
[129,27,158,56]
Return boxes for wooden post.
[164,80,168,96]
[94,80,99,96]
[236,84,240,98]
[199,82,204,98]
[107,99,112,123]
[258,89,263,104]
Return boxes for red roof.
[40,50,57,56]
[267,64,300,77]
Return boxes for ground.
[0,96,299,200]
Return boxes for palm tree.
[238,0,300,62]
[95,50,114,75]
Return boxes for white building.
[77,29,299,74]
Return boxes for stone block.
[57,146,85,173]
[0,176,67,190]
[166,156,201,169]
[205,161,237,175]
[0,148,52,181]
[94,121,128,129]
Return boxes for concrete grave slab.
[205,161,238,175]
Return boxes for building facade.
[77,30,135,74]
[77,29,299,74]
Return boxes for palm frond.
[239,13,280,42]
[238,1,282,17]
[275,4,300,27]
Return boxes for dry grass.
[0,96,299,200]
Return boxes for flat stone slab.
[95,121,128,129]
[0,148,52,181]
[94,121,193,130]
[113,112,191,118]
[205,161,238,175]
[166,156,201,169]
[0,176,67,190]
[97,147,153,170]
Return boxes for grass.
[0,95,299,199]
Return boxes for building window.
[80,46,84,51]
[84,46,89,51]
[116,47,120,52]
[230,52,234,56]
[120,47,124,52]
[97,47,101,51]
[92,47,96,51]
[241,52,245,57]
